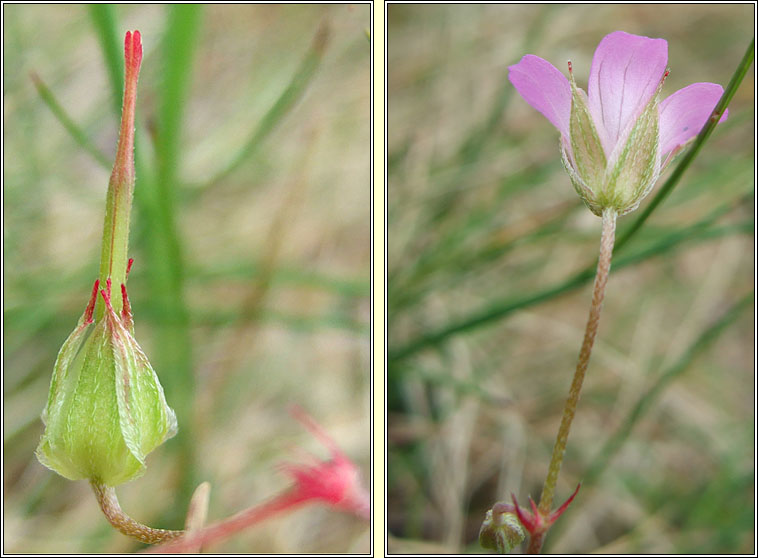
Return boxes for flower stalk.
[91,481,184,544]
[539,208,616,514]
[528,208,616,553]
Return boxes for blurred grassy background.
[387,4,753,554]
[4,4,369,553]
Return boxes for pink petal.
[659,82,727,158]
[508,54,571,139]
[588,31,668,154]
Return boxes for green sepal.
[36,287,177,486]
[602,92,662,215]
[561,139,603,216]
[40,313,93,428]
[105,300,177,466]
[568,73,607,192]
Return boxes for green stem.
[96,31,141,318]
[530,207,617,552]
[149,5,202,519]
[87,4,124,116]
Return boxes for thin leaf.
[388,193,751,364]
[30,72,110,169]
[87,4,123,115]
[202,21,331,188]
[146,3,203,518]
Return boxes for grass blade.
[30,72,110,168]
[388,192,751,364]
[586,292,753,488]
[147,3,203,515]
[202,21,331,188]
[87,4,123,115]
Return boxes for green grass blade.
[614,37,754,253]
[395,8,553,267]
[87,4,123,115]
[156,5,203,187]
[193,261,369,298]
[30,72,110,168]
[146,3,203,515]
[388,192,750,364]
[203,22,331,188]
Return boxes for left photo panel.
[3,3,371,554]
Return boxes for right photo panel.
[386,3,754,554]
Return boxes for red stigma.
[124,30,143,74]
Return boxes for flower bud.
[479,508,526,553]
[36,280,177,486]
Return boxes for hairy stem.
[529,208,617,553]
[91,481,184,545]
[96,30,142,319]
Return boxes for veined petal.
[508,54,571,139]
[659,82,727,159]
[588,31,668,154]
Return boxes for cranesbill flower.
[508,30,727,216]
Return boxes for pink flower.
[508,31,727,216]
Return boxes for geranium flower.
[508,31,727,216]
